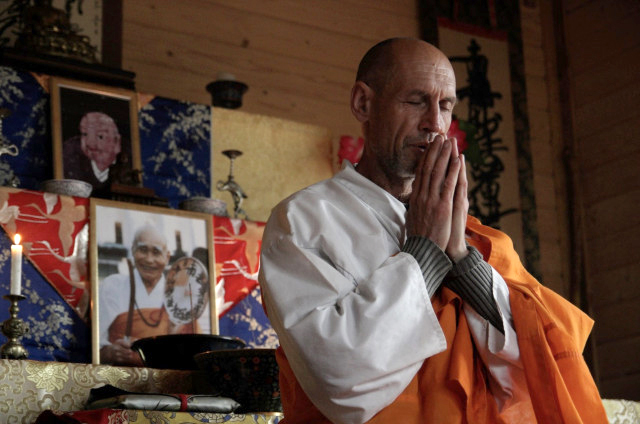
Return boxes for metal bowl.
[194,348,281,413]
[131,334,246,370]
[41,179,93,198]
[179,196,229,216]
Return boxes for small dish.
[179,196,229,216]
[41,179,93,198]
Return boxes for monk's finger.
[428,138,452,198]
[441,151,461,201]
[457,154,467,199]
[410,144,430,201]
[417,135,444,199]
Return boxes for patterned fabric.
[36,410,283,423]
[0,359,282,423]
[219,286,278,350]
[138,95,212,208]
[0,188,90,362]
[213,217,277,349]
[0,230,90,362]
[602,399,640,424]
[213,218,262,313]
[0,187,89,309]
[0,66,52,189]
[0,187,277,361]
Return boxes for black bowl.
[131,334,246,370]
[194,348,281,413]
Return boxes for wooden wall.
[120,0,639,400]
[520,0,572,299]
[558,0,640,400]
[121,0,420,139]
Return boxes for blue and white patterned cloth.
[0,67,52,189]
[139,96,212,207]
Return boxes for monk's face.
[364,41,457,179]
[80,112,122,171]
[133,228,170,288]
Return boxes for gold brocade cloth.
[0,359,282,423]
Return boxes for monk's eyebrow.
[404,91,458,105]
[442,96,458,105]
[405,89,425,97]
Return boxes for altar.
[0,64,304,421]
[0,63,332,364]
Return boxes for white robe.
[259,162,527,424]
[98,269,166,348]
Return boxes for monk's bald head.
[355,38,451,93]
[350,37,457,196]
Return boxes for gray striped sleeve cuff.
[402,235,452,298]
[445,246,504,333]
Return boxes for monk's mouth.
[139,266,160,273]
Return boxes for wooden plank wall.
[520,0,572,299]
[560,0,640,400]
[121,0,420,139]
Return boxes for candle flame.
[14,234,21,245]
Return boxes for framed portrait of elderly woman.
[50,77,141,195]
[89,198,218,365]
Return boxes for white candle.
[10,234,22,296]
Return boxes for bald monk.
[99,224,174,366]
[258,38,607,423]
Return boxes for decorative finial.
[216,150,249,219]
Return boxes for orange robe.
[276,216,608,423]
[108,308,200,343]
[108,308,173,343]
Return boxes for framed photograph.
[90,198,218,365]
[50,77,141,194]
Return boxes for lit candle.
[10,234,22,296]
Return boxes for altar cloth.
[35,409,282,424]
[0,359,284,423]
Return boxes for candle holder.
[1,294,29,359]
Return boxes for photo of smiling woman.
[90,199,216,366]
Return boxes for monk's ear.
[350,81,373,123]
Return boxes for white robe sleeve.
[260,232,447,424]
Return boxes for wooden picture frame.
[90,198,218,365]
[50,77,141,194]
